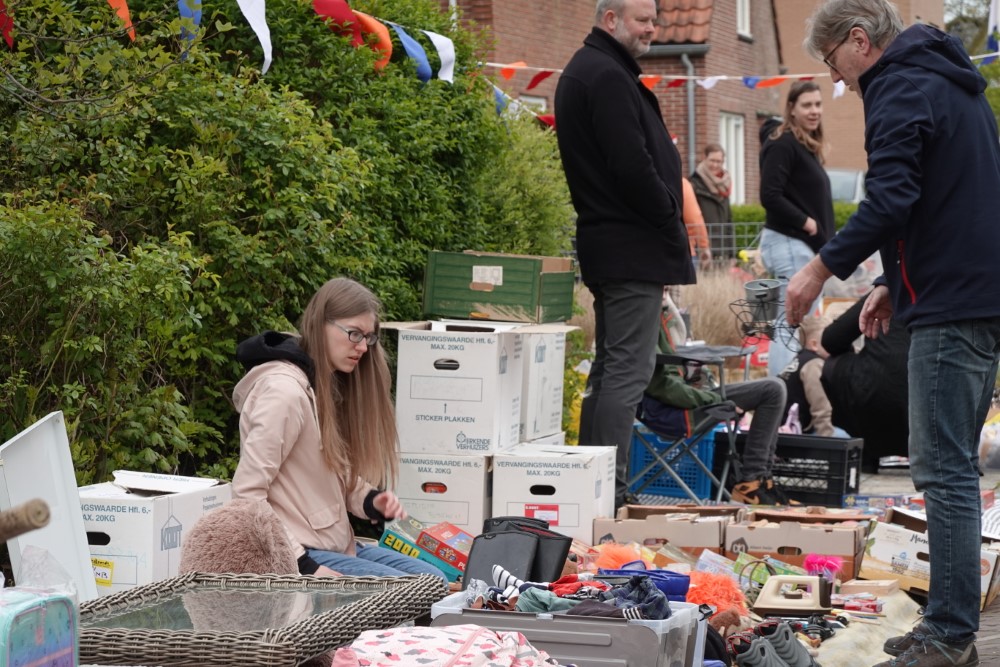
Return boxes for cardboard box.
[416,522,475,572]
[396,453,491,533]
[858,507,1000,610]
[724,520,866,580]
[747,508,873,525]
[379,518,463,582]
[526,431,567,446]
[493,445,615,542]
[422,250,575,324]
[593,506,737,555]
[839,579,900,596]
[80,470,231,595]
[842,494,913,511]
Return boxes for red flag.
[665,78,686,88]
[313,0,362,47]
[0,0,12,49]
[107,0,135,41]
[525,70,553,91]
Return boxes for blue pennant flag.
[742,76,760,89]
[178,0,202,42]
[984,0,999,65]
[492,84,508,115]
[388,22,432,83]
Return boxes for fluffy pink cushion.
[179,499,297,575]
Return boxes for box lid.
[111,470,221,495]
[0,411,99,601]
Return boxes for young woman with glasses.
[231,277,446,580]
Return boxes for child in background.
[779,314,839,436]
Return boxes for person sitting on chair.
[778,314,840,437]
[640,288,794,505]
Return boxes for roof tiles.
[655,0,714,45]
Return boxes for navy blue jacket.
[819,24,1000,328]
[555,28,693,287]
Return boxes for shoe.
[872,637,978,667]
[754,620,820,667]
[884,625,930,657]
[732,478,782,505]
[728,631,788,666]
[764,477,801,506]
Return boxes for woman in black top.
[758,81,835,377]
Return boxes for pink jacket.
[232,360,376,558]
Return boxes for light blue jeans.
[307,543,448,582]
[758,229,816,377]
[908,317,1000,645]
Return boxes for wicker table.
[78,572,447,667]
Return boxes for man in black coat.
[555,0,693,508]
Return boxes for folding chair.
[627,345,754,504]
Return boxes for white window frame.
[718,112,746,204]
[737,0,752,39]
[519,95,547,112]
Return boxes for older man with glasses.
[786,1,1000,666]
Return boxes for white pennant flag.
[423,29,456,83]
[236,0,272,74]
[832,80,846,99]
[696,76,722,90]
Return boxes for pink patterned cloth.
[331,623,566,666]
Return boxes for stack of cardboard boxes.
[386,251,616,550]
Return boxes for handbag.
[482,516,572,583]
[463,530,538,591]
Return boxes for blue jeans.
[758,229,816,377]
[307,543,448,582]
[580,280,663,506]
[908,317,1000,644]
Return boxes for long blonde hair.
[298,278,398,492]
[770,81,825,164]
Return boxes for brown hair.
[770,81,826,163]
[299,278,398,492]
[704,143,724,156]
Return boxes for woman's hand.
[803,217,818,236]
[373,491,407,522]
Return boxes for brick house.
[440,0,943,204]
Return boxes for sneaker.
[728,631,788,667]
[732,478,782,505]
[884,625,930,657]
[872,637,978,667]
[754,620,820,667]
[764,477,801,506]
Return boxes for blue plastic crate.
[628,422,718,498]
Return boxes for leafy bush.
[0,0,572,481]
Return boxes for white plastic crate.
[431,591,706,666]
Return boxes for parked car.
[826,168,866,203]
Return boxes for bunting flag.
[423,30,455,83]
[0,0,12,49]
[107,0,136,41]
[492,84,508,115]
[832,80,846,99]
[499,61,526,80]
[313,0,362,47]
[640,75,661,90]
[388,22,431,82]
[985,0,999,66]
[697,76,722,90]
[353,11,391,70]
[665,77,685,88]
[741,76,760,89]
[525,70,553,90]
[178,0,202,42]
[754,76,787,88]
[236,0,272,73]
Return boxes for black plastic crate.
[714,432,863,506]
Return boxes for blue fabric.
[908,317,1000,643]
[178,0,202,42]
[819,24,1000,329]
[388,23,432,83]
[307,543,448,582]
[758,228,815,377]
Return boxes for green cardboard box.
[422,250,575,324]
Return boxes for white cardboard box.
[492,444,615,542]
[80,470,231,595]
[396,453,491,533]
[526,431,566,446]
[519,328,573,441]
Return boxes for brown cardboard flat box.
[748,508,873,524]
[594,510,729,555]
[724,521,866,580]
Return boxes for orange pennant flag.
[640,75,662,90]
[755,76,788,88]
[107,0,135,41]
[353,10,392,70]
[500,61,526,80]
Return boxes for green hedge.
[0,0,573,481]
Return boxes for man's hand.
[373,490,407,522]
[785,256,832,326]
[859,285,893,338]
[315,565,342,577]
[803,217,818,236]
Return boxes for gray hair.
[804,0,904,60]
[595,0,626,25]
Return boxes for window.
[519,95,547,112]
[737,0,752,38]
[719,113,745,204]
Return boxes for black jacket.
[555,28,693,286]
[819,24,1000,327]
[236,331,315,385]
[759,128,834,254]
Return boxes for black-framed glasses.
[332,322,379,346]
[822,31,851,71]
